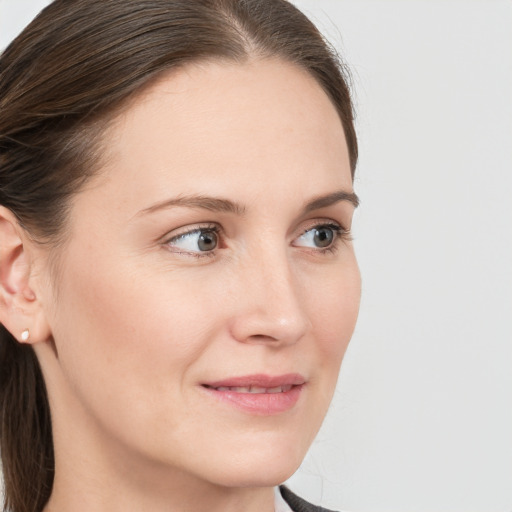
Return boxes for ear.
[0,206,51,345]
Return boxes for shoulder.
[279,485,339,512]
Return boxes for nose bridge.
[229,239,309,345]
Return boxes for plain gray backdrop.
[1,1,511,511]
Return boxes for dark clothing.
[280,486,338,512]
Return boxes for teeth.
[212,385,293,393]
[233,386,251,393]
[250,386,267,393]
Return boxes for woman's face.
[38,58,360,490]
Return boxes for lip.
[201,373,305,415]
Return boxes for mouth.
[203,384,295,394]
[200,374,305,415]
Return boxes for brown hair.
[0,1,357,510]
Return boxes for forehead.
[79,58,351,218]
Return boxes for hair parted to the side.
[0,1,358,510]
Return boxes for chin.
[183,432,310,489]
[207,460,301,489]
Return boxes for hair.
[0,1,357,510]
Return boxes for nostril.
[247,334,279,343]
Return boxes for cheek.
[307,260,361,356]
[50,246,232,403]
[301,259,360,419]
[47,255,230,456]
[55,267,203,369]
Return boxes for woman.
[0,1,360,511]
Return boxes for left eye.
[294,224,340,249]
[167,228,219,253]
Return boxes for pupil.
[198,231,217,251]
[314,227,333,248]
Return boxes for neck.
[45,439,275,512]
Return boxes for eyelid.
[292,219,353,251]
[295,218,350,239]
[160,218,351,258]
[163,222,220,242]
[163,223,221,257]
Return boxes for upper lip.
[203,373,306,389]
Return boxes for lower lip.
[201,385,303,415]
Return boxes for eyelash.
[164,221,351,258]
[164,224,221,259]
[296,222,352,256]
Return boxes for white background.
[1,1,511,511]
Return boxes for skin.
[0,58,360,512]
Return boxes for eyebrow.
[137,189,359,217]
[303,190,359,212]
[138,195,246,216]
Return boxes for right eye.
[167,227,219,254]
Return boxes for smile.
[201,374,305,415]
[204,384,294,393]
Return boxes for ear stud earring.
[21,329,30,342]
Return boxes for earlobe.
[0,206,51,345]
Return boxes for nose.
[228,246,310,346]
